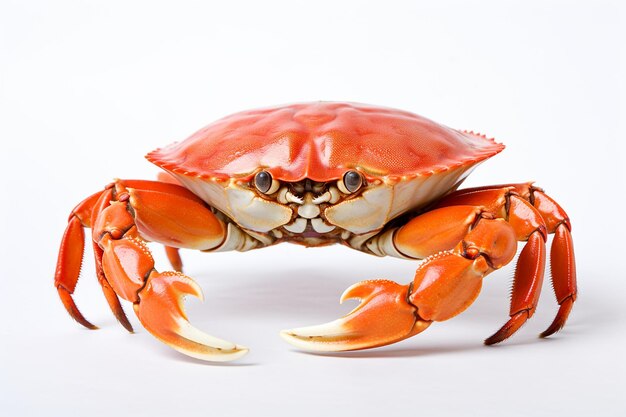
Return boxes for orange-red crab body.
[54,102,577,361]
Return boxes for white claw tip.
[173,344,250,362]
[279,320,355,352]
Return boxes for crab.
[54,102,577,362]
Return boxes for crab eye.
[338,170,363,194]
[254,171,280,194]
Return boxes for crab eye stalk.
[338,170,363,194]
[254,171,280,194]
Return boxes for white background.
[1,1,624,416]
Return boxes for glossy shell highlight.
[146,102,504,182]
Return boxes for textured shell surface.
[147,102,504,183]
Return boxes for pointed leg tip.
[70,315,98,330]
[99,282,135,333]
[483,336,503,346]
[119,320,134,333]
[74,314,98,330]
[57,287,99,330]
[484,327,515,345]
[484,329,510,345]
[484,311,530,346]
[540,298,574,339]
[539,321,564,339]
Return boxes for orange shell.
[146,102,504,182]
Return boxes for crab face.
[147,102,503,242]
[235,172,395,242]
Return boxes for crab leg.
[532,189,577,337]
[156,173,186,272]
[93,239,134,332]
[86,186,137,332]
[55,180,248,361]
[281,207,520,351]
[55,186,141,331]
[164,246,184,272]
[435,183,577,338]
[55,214,97,329]
[55,188,112,330]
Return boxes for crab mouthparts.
[283,217,336,235]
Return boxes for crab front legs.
[433,184,577,338]
[281,206,521,351]
[54,180,249,361]
[281,185,569,352]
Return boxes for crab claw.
[134,271,248,362]
[280,280,431,352]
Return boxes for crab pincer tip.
[134,271,249,362]
[279,319,359,352]
[281,279,431,352]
